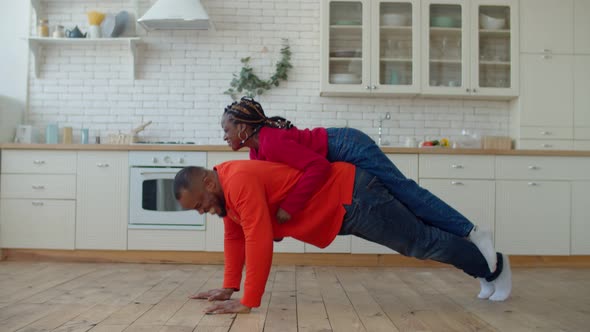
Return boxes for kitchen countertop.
[2,143,590,156]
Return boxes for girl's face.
[221,114,246,151]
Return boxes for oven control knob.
[152,157,158,163]
[178,158,184,164]
[164,156,172,163]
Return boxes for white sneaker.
[489,254,512,301]
[469,226,497,273]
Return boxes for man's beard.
[218,206,227,217]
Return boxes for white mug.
[88,25,101,39]
[405,137,417,148]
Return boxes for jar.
[53,25,65,38]
[37,19,49,37]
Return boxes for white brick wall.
[27,0,510,146]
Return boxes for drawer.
[517,139,573,150]
[419,155,494,179]
[1,150,77,174]
[1,174,76,199]
[574,127,590,140]
[496,156,590,180]
[574,140,590,151]
[0,198,75,249]
[520,126,573,139]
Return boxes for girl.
[221,97,496,272]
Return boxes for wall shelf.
[27,37,140,79]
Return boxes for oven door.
[129,167,205,229]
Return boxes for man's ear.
[202,173,217,192]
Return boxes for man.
[174,160,511,314]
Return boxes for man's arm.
[229,180,275,309]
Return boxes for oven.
[129,151,206,230]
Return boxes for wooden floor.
[0,262,589,332]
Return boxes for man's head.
[174,166,227,217]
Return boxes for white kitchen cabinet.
[495,156,573,254]
[572,181,590,254]
[574,0,590,54]
[0,199,75,249]
[574,56,590,145]
[418,154,495,237]
[0,150,77,249]
[520,0,573,54]
[320,0,421,96]
[495,180,570,255]
[420,179,495,233]
[421,0,518,97]
[351,153,418,254]
[519,54,573,127]
[76,151,129,250]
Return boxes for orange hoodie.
[214,160,355,308]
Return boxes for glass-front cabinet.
[320,0,420,96]
[421,0,518,97]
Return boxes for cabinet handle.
[472,88,477,93]
[451,164,464,169]
[372,85,377,90]
[528,165,539,170]
[542,144,552,148]
[32,185,45,190]
[540,131,551,135]
[466,88,471,92]
[542,49,551,53]
[451,181,463,185]
[96,163,110,167]
[527,182,538,186]
[365,85,371,90]
[33,160,46,165]
[542,54,552,60]
[32,201,44,206]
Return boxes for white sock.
[477,278,495,299]
[469,226,497,273]
[489,254,512,301]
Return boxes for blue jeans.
[339,167,493,279]
[327,127,474,237]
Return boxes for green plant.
[225,39,292,99]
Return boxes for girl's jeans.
[339,166,493,279]
[327,127,474,237]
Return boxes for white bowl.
[382,13,408,26]
[330,73,361,84]
[480,13,505,30]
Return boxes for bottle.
[62,127,73,144]
[37,19,49,37]
[80,128,89,144]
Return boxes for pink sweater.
[249,126,329,216]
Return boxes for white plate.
[330,73,361,84]
[112,11,129,37]
[101,13,116,37]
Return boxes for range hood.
[138,0,211,31]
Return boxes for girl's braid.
[224,97,294,129]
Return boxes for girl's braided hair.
[223,97,294,130]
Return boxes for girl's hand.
[190,288,234,301]
[276,208,291,224]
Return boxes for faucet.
[378,112,391,146]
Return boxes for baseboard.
[2,249,590,267]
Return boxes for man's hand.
[276,208,291,224]
[204,299,251,315]
[190,288,234,301]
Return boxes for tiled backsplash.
[26,0,509,146]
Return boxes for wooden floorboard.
[0,262,589,331]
